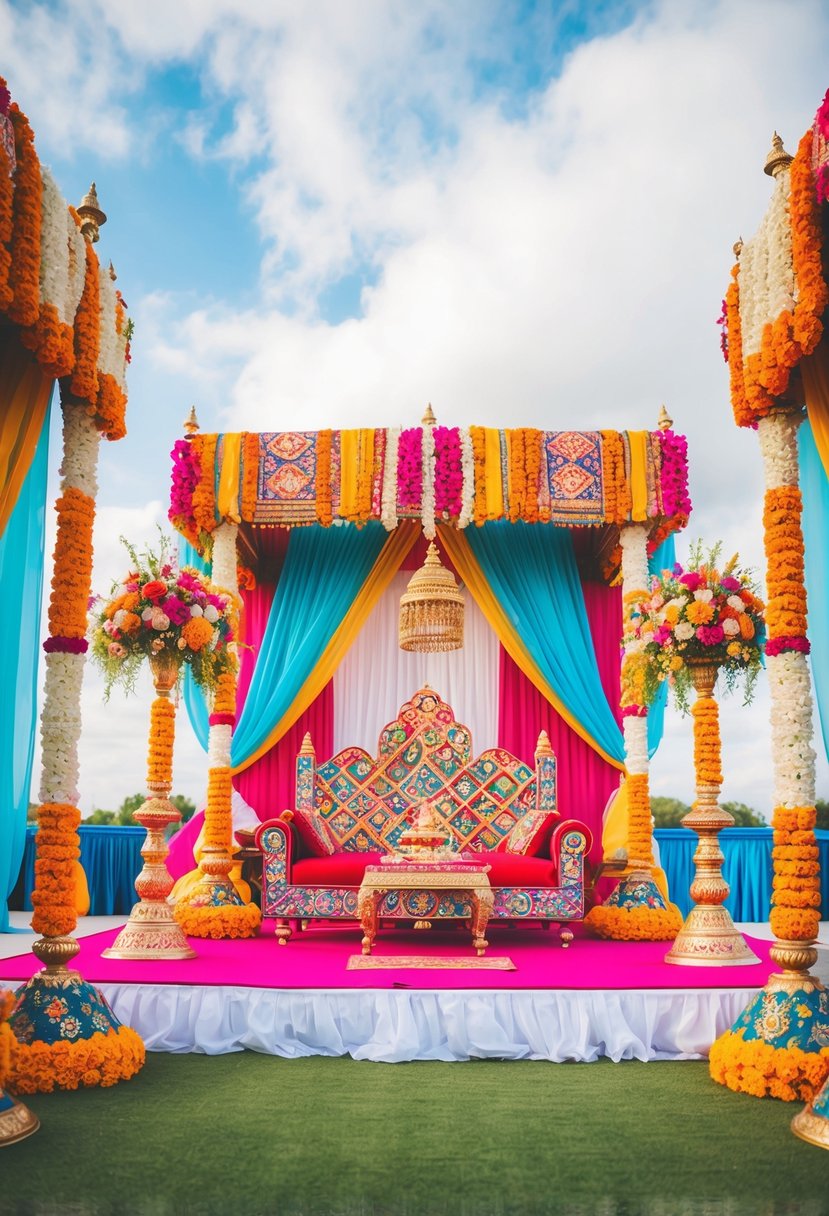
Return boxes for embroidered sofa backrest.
[296,688,557,853]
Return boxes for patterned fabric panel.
[310,690,546,853]
[254,432,319,524]
[542,431,604,525]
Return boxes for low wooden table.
[357,861,494,956]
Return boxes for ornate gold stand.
[0,1092,39,1146]
[792,1070,829,1151]
[180,844,247,910]
[665,661,759,967]
[103,654,195,960]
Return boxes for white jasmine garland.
[766,651,816,807]
[65,210,86,325]
[96,262,119,380]
[380,428,400,532]
[39,652,85,804]
[210,522,239,596]
[59,405,100,498]
[421,424,436,540]
[757,411,801,489]
[623,716,649,775]
[619,524,650,595]
[458,428,475,529]
[765,169,796,325]
[39,167,68,322]
[207,724,233,769]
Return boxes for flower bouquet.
[90,536,235,697]
[622,541,765,714]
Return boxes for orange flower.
[191,433,218,535]
[9,1025,146,1094]
[522,429,542,524]
[95,372,127,442]
[182,616,213,652]
[47,488,95,639]
[586,902,683,941]
[146,697,176,788]
[30,802,81,937]
[212,669,237,716]
[709,1027,829,1103]
[471,426,488,526]
[685,600,714,625]
[507,429,525,522]
[6,105,41,329]
[174,901,261,940]
[240,432,260,523]
[0,79,13,311]
[316,429,333,527]
[69,241,101,407]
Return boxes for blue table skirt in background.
[8,824,829,921]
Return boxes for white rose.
[190,604,204,617]
[727,595,746,613]
[722,618,740,636]
[204,604,219,623]
[675,621,695,641]
[694,588,714,603]
[142,607,154,621]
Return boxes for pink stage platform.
[0,921,774,992]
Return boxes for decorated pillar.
[585,522,682,941]
[175,520,261,938]
[709,405,828,1099]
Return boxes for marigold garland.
[191,433,218,535]
[522,429,542,524]
[788,130,827,355]
[709,1028,829,1103]
[507,429,526,522]
[691,696,724,786]
[0,991,13,1088]
[625,771,655,867]
[47,488,95,639]
[240,432,259,523]
[174,901,261,940]
[6,104,41,328]
[315,428,333,527]
[769,803,822,941]
[470,426,488,526]
[8,1026,146,1094]
[587,903,682,942]
[600,431,630,525]
[95,373,127,442]
[213,669,237,717]
[146,698,176,789]
[29,802,81,937]
[68,241,100,407]
[763,486,807,641]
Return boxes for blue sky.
[3,0,829,814]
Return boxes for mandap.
[167,417,691,931]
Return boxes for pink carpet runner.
[0,923,775,992]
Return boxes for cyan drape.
[1,401,51,931]
[800,419,829,762]
[180,539,211,749]
[184,524,391,765]
[464,521,626,763]
[646,534,676,755]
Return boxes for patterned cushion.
[500,810,557,857]
[291,808,335,857]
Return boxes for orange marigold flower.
[182,616,214,652]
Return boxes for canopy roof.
[169,423,690,582]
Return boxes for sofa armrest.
[255,815,295,882]
[550,820,593,887]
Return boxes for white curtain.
[333,570,498,756]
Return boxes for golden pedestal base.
[103,900,196,960]
[0,1094,39,1146]
[664,904,760,966]
[792,1101,829,1151]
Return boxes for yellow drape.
[484,428,504,520]
[339,429,359,519]
[170,837,251,905]
[628,431,649,522]
[232,521,420,774]
[438,526,623,770]
[600,779,670,901]
[0,333,53,538]
[801,343,829,483]
[216,432,242,523]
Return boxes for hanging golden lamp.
[399,541,464,652]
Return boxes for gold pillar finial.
[77,182,107,243]
[535,730,553,759]
[657,404,673,431]
[108,261,117,282]
[422,403,436,427]
[764,131,793,178]
[300,731,315,756]
[733,236,743,260]
[183,406,200,437]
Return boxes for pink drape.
[497,580,622,862]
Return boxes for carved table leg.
[357,887,380,955]
[560,926,574,948]
[470,886,494,956]
[275,918,292,946]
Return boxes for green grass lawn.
[2,1055,828,1216]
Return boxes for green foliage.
[720,801,766,827]
[650,797,691,827]
[816,798,829,830]
[82,792,197,826]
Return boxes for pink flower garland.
[169,439,200,537]
[765,636,811,657]
[813,89,829,204]
[433,426,463,517]
[658,430,692,520]
[397,427,422,511]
